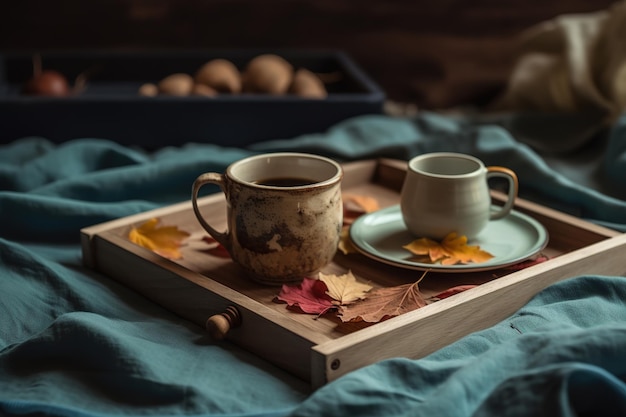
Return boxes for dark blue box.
[0,49,385,148]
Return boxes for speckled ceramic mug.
[400,152,518,240]
[191,153,343,285]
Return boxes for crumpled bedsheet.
[1,112,626,417]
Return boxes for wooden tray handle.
[206,306,241,340]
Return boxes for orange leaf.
[342,193,380,224]
[128,218,190,260]
[339,271,428,323]
[403,232,494,265]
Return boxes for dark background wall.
[0,0,618,108]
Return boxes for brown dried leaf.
[339,271,428,323]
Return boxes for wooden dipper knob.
[206,306,241,340]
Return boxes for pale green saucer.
[349,205,549,273]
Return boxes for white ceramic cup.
[191,152,343,285]
[400,152,518,240]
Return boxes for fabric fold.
[288,276,626,417]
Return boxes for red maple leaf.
[502,254,549,271]
[201,236,231,258]
[427,284,478,302]
[274,277,335,315]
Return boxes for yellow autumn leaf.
[128,218,190,260]
[338,225,357,255]
[319,271,372,305]
[403,232,494,265]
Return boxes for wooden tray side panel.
[90,234,318,381]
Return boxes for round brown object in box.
[158,73,194,96]
[243,54,293,95]
[138,83,159,97]
[195,59,241,93]
[192,83,219,97]
[290,68,327,99]
[23,70,70,96]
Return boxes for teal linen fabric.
[290,275,626,417]
[1,112,626,416]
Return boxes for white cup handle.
[487,166,518,220]
[191,173,231,251]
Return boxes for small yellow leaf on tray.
[128,218,190,260]
[319,271,372,305]
[338,225,357,255]
[403,232,494,265]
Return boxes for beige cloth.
[494,1,626,124]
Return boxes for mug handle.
[191,173,231,251]
[487,166,519,220]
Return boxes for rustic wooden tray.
[81,158,626,388]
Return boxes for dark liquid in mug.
[254,177,316,187]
